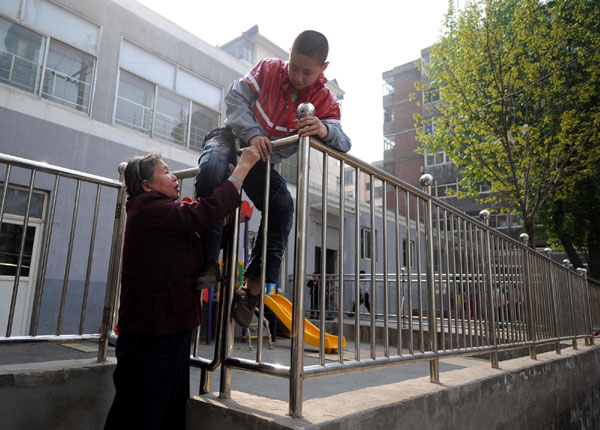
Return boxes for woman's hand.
[228,146,261,191]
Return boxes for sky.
[137,0,451,163]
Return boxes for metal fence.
[1,118,598,419]
[0,152,122,359]
[177,127,597,417]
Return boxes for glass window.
[344,170,353,185]
[0,17,45,94]
[424,88,440,103]
[176,68,221,111]
[0,223,35,276]
[154,89,189,146]
[23,0,99,54]
[361,227,371,259]
[189,102,219,151]
[384,136,395,150]
[403,239,415,268]
[115,70,154,134]
[383,81,394,96]
[0,0,21,19]
[120,40,175,90]
[42,40,94,112]
[384,108,392,123]
[0,185,45,219]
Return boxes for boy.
[195,30,351,328]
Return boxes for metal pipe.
[219,205,241,399]
[369,175,376,359]
[383,180,389,357]
[6,170,35,337]
[98,163,127,362]
[354,167,361,360]
[79,184,102,334]
[563,259,578,350]
[31,175,60,335]
[479,210,498,368]
[289,102,314,418]
[256,157,271,362]
[338,159,345,362]
[405,191,414,355]
[57,180,81,335]
[320,152,328,365]
[420,174,439,382]
[520,233,537,359]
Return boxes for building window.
[424,119,436,135]
[361,227,372,260]
[116,40,221,151]
[402,239,416,268]
[115,70,154,134]
[154,89,189,146]
[383,80,394,96]
[479,182,492,194]
[489,213,509,229]
[42,40,94,113]
[374,184,383,199]
[433,181,458,198]
[0,13,96,113]
[384,136,395,151]
[425,151,450,166]
[0,183,46,277]
[424,87,441,104]
[344,170,354,186]
[384,108,392,123]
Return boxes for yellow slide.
[263,293,346,353]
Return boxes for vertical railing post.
[420,174,439,383]
[289,103,314,418]
[98,162,128,362]
[219,206,242,399]
[479,210,498,368]
[563,259,578,350]
[545,248,561,354]
[520,233,536,360]
[577,268,594,346]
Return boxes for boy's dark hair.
[292,30,329,65]
[124,151,163,199]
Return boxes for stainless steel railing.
[1,108,597,418]
[184,116,597,417]
[0,152,122,352]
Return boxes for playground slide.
[263,293,346,353]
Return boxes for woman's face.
[143,160,180,201]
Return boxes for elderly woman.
[105,147,259,430]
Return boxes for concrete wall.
[1,345,598,429]
[0,358,116,430]
[188,344,600,430]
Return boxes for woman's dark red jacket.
[117,181,240,336]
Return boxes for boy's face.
[288,50,328,90]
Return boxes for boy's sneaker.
[194,261,220,291]
[233,284,260,328]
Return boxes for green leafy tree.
[416,0,600,276]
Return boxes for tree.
[416,0,600,277]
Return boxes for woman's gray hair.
[124,151,164,199]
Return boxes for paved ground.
[0,333,488,404]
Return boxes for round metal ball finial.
[519,233,529,244]
[544,247,552,256]
[562,259,570,267]
[479,210,491,221]
[419,174,434,187]
[577,268,584,275]
[296,102,315,120]
[118,162,128,174]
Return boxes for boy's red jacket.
[243,58,342,139]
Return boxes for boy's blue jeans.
[195,128,294,284]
